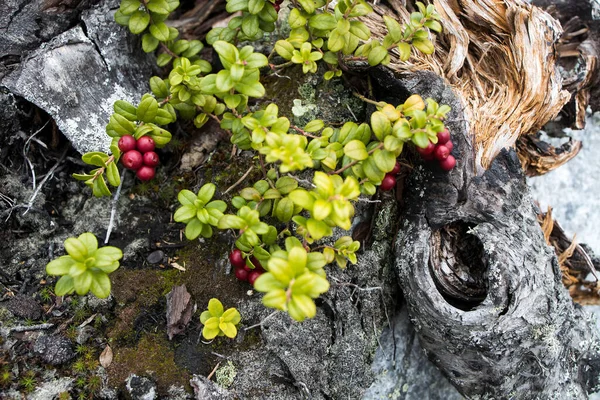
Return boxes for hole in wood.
[429,222,488,311]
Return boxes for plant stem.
[352,92,386,107]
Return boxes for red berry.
[143,151,160,167]
[136,166,155,181]
[274,3,280,12]
[390,161,401,175]
[416,142,435,156]
[437,128,450,145]
[439,155,456,171]
[422,153,435,161]
[434,145,450,161]
[380,174,396,191]
[121,150,143,170]
[234,267,249,281]
[118,135,137,152]
[445,140,454,152]
[137,136,155,153]
[229,249,246,268]
[248,270,262,286]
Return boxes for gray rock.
[364,308,463,400]
[190,375,233,400]
[33,335,75,366]
[2,0,154,155]
[125,374,157,400]
[5,294,42,320]
[76,325,96,345]
[27,377,74,400]
[146,250,165,264]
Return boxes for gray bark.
[369,67,600,399]
[1,0,154,154]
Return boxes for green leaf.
[92,175,112,197]
[89,270,111,298]
[149,126,172,147]
[202,324,220,340]
[412,37,434,55]
[275,40,295,60]
[235,80,265,98]
[261,288,288,310]
[149,21,170,41]
[241,14,260,38]
[64,237,87,261]
[156,53,173,67]
[109,114,136,135]
[275,197,294,222]
[307,218,332,240]
[289,189,314,210]
[218,215,246,230]
[349,21,370,40]
[174,205,197,222]
[309,13,336,30]
[383,16,402,43]
[328,29,345,52]
[297,0,315,13]
[150,77,169,98]
[370,111,391,141]
[288,8,306,29]
[82,152,109,167]
[424,20,442,33]
[137,97,159,123]
[46,256,74,276]
[384,135,404,153]
[208,298,224,316]
[141,33,159,52]
[372,149,396,172]
[397,42,412,61]
[128,10,150,34]
[106,161,121,187]
[304,119,324,133]
[147,0,169,14]
[248,0,265,14]
[226,0,249,12]
[343,140,368,161]
[120,0,141,15]
[275,177,298,194]
[184,218,203,240]
[55,275,75,296]
[362,157,384,183]
[412,131,430,148]
[367,45,388,66]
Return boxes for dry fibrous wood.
[365,0,570,173]
[516,132,582,176]
[533,0,600,129]
[538,208,600,306]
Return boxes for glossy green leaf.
[128,10,150,34]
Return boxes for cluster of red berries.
[273,0,283,12]
[229,249,264,286]
[380,161,402,191]
[118,135,159,181]
[416,128,456,171]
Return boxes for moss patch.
[107,333,190,393]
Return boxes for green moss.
[108,333,190,393]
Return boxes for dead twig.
[22,146,69,216]
[223,165,254,195]
[105,168,127,244]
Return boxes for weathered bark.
[369,67,600,399]
[0,0,155,154]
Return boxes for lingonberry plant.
[61,0,455,323]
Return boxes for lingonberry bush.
[50,0,456,324]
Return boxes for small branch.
[290,125,320,139]
[224,165,255,195]
[207,362,221,380]
[244,311,279,331]
[9,323,54,333]
[352,92,385,107]
[328,143,384,175]
[23,146,69,216]
[105,168,127,244]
